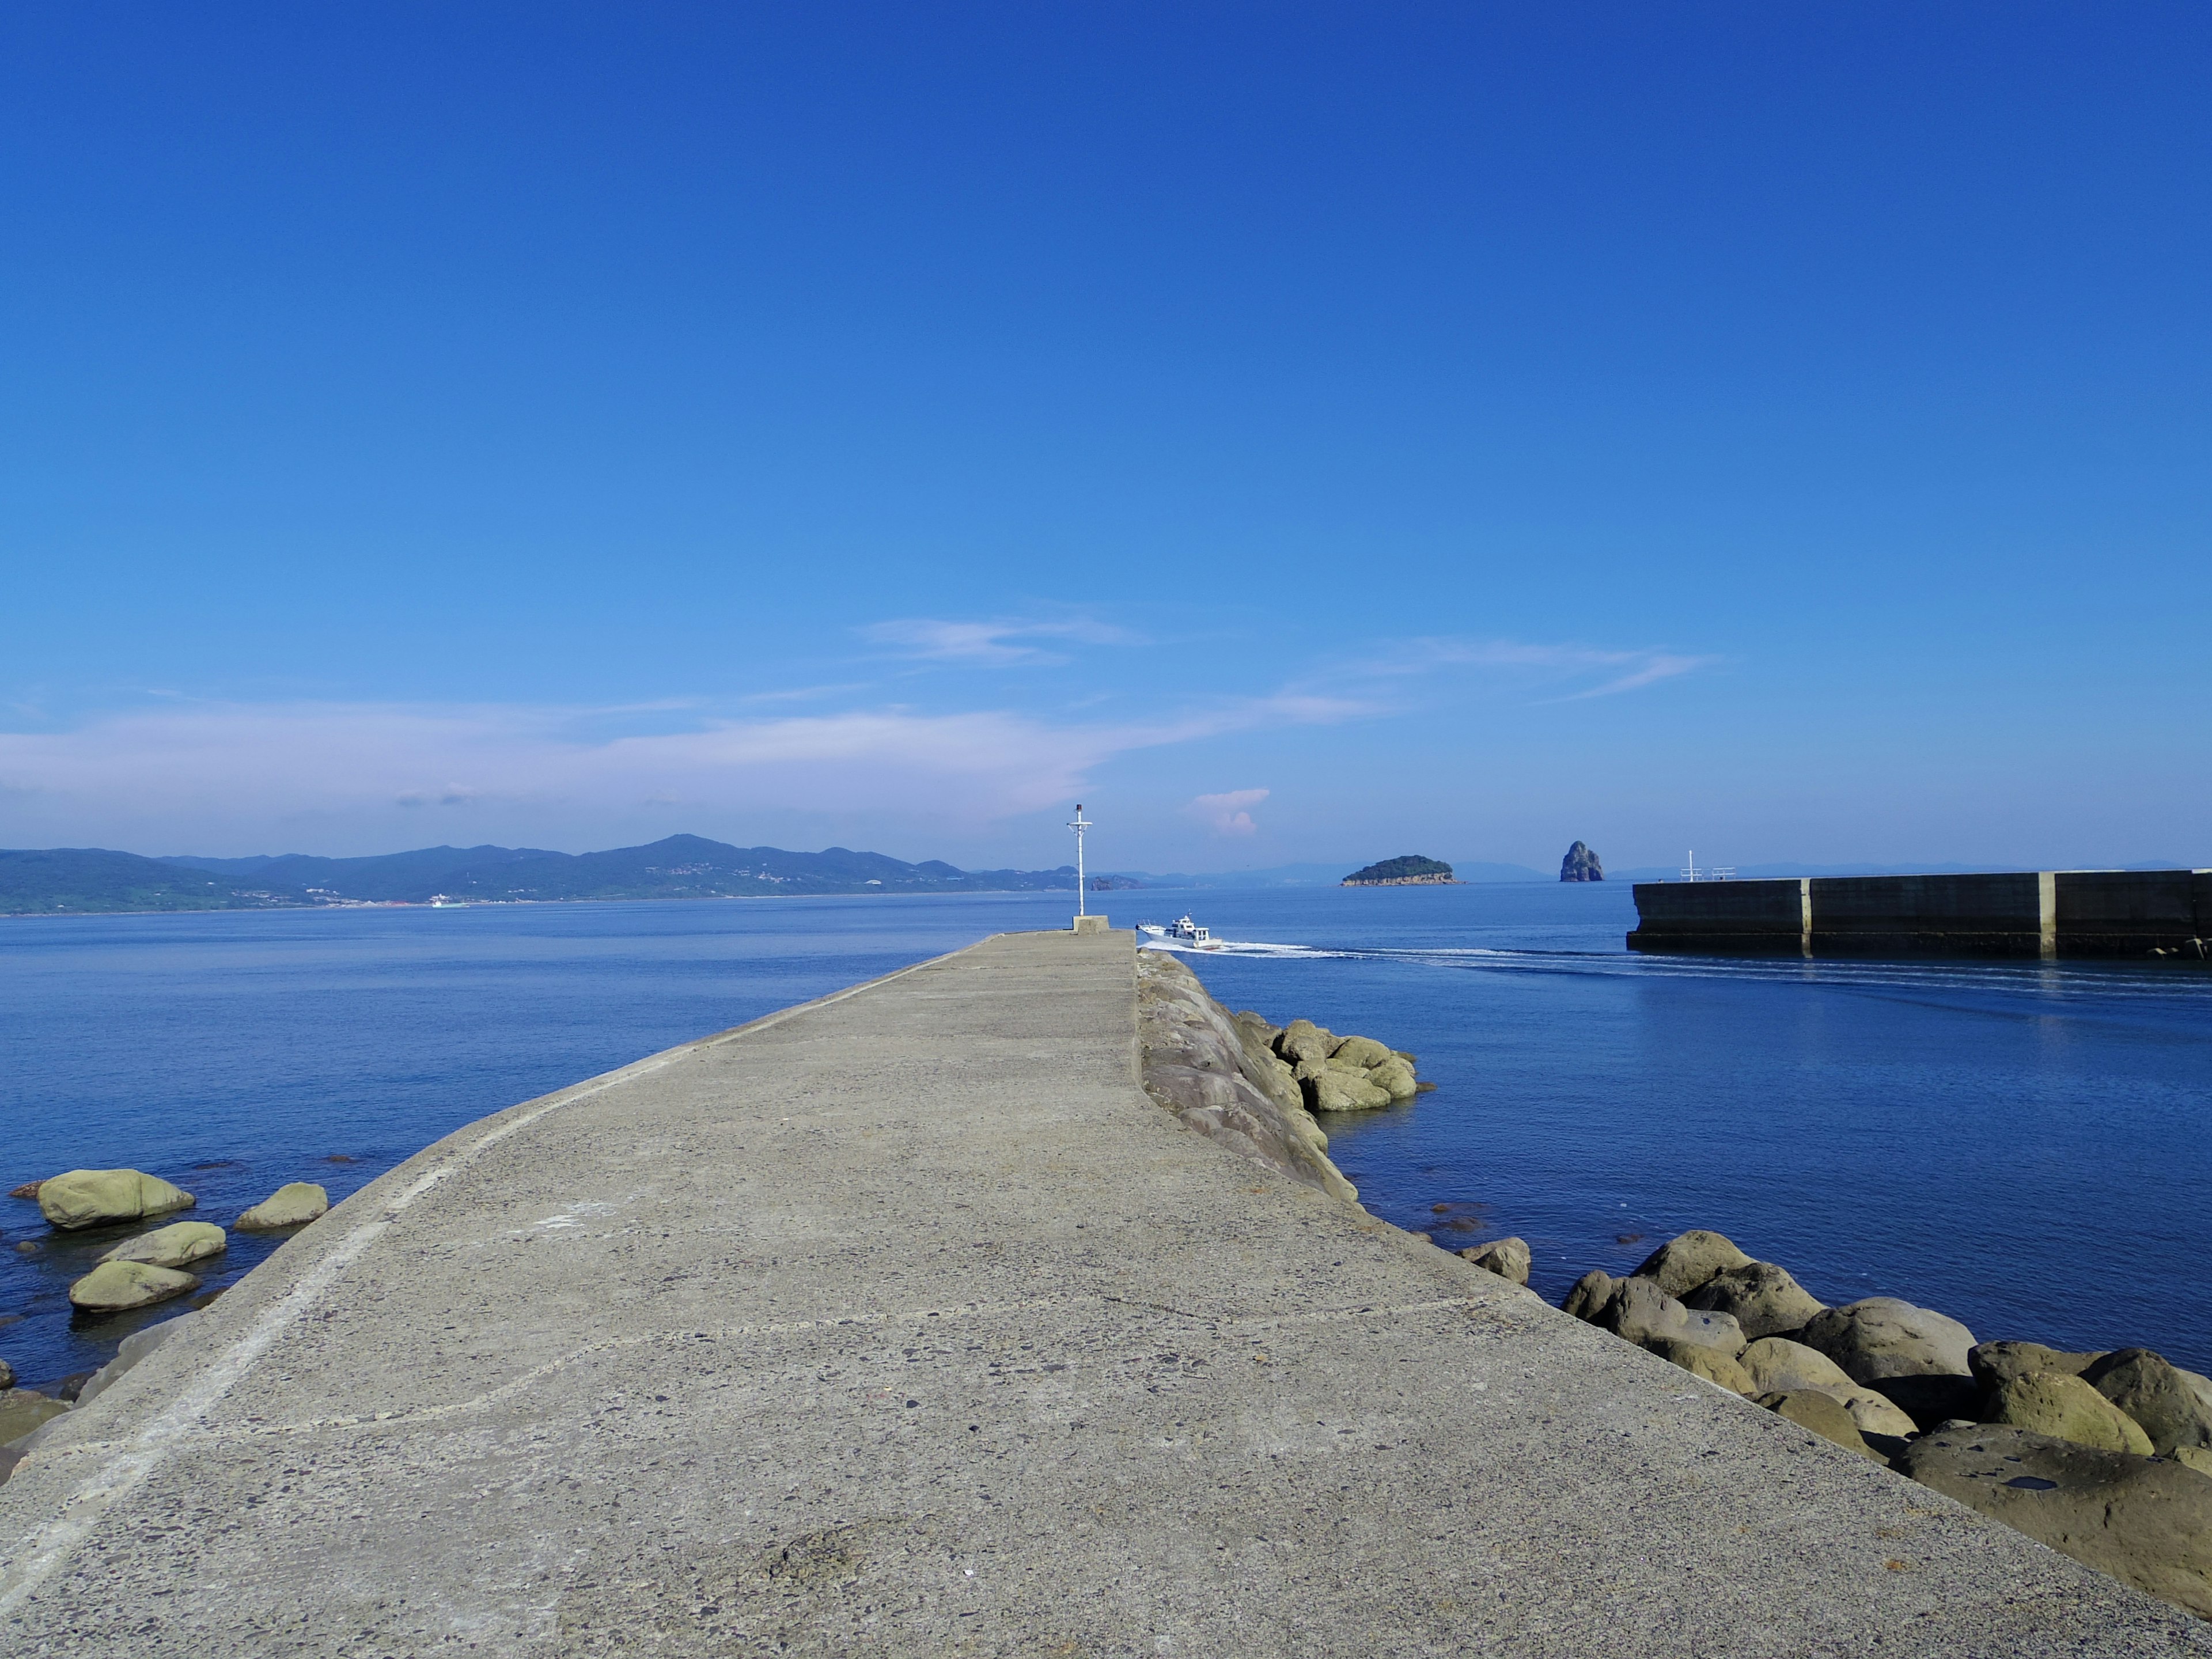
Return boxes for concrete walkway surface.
[2,930,2205,1655]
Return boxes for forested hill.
[0,835,1079,915]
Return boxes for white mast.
[1068,802,1092,916]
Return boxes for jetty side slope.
[2,931,2203,1655]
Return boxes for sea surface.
[3,884,2210,1393]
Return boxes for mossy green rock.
[1684,1260,1827,1340]
[69,1260,199,1312]
[1657,1339,1757,1395]
[1757,1389,1885,1461]
[0,1389,71,1446]
[100,1220,228,1268]
[2084,1349,2212,1456]
[1991,1371,2154,1455]
[237,1182,330,1230]
[1273,1019,1338,1066]
[1365,1058,1418,1101]
[36,1169,195,1230]
[1298,1066,1390,1113]
[1631,1229,1752,1299]
[1329,1035,1393,1069]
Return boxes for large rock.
[1756,1391,1883,1461]
[1738,1339,1915,1438]
[236,1181,331,1231]
[36,1169,195,1231]
[1597,1277,1746,1358]
[1655,1340,1756,1395]
[0,1359,11,1390]
[68,1260,199,1312]
[1899,1425,2212,1619]
[74,1311,199,1409]
[1969,1340,2103,1389]
[2083,1350,2212,1457]
[1273,1019,1338,1067]
[1562,1269,1618,1323]
[1560,842,1605,882]
[1137,954,1358,1205]
[1329,1035,1394,1069]
[1796,1297,1975,1384]
[1740,1337,1854,1396]
[1630,1230,1751,1299]
[1684,1261,1825,1339]
[1988,1372,2155,1455]
[1459,1237,1529,1286]
[1365,1057,1418,1101]
[1299,1067,1391,1114]
[100,1219,228,1268]
[1873,1372,1983,1431]
[0,1389,70,1447]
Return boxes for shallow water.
[3,885,2208,1391]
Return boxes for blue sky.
[2,4,2206,872]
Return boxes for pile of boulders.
[0,1168,339,1486]
[1264,1017,1424,1113]
[1562,1228,2212,1618]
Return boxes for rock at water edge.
[36,1169,196,1230]
[0,1389,71,1447]
[1989,1372,2155,1455]
[1685,1261,1826,1340]
[1273,1019,1339,1067]
[1797,1297,1975,1384]
[237,1181,331,1230]
[1459,1237,1530,1286]
[1631,1230,1752,1300]
[1562,1269,1619,1323]
[69,1260,199,1312]
[100,1219,228,1268]
[1969,1340,2105,1389]
[1598,1277,1747,1358]
[1560,842,1604,882]
[1756,1391,1884,1461]
[1899,1426,2212,1619]
[2082,1349,2212,1457]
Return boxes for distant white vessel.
[1138,914,1223,950]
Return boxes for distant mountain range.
[0,835,1081,915]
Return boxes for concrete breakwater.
[2,930,2206,1653]
[1630,868,2212,959]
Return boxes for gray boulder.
[1740,1337,1855,1396]
[1562,1269,1618,1323]
[1598,1277,1746,1358]
[1655,1339,1756,1395]
[1756,1391,1883,1461]
[1684,1261,1825,1339]
[1273,1018,1338,1067]
[1969,1340,2103,1389]
[1988,1372,2154,1456]
[1631,1230,1752,1299]
[100,1219,227,1268]
[69,1260,199,1312]
[1797,1296,1975,1383]
[1459,1237,1529,1286]
[1298,1065,1391,1114]
[0,1359,10,1390]
[2082,1349,2212,1456]
[36,1168,195,1230]
[1899,1425,2212,1619]
[237,1181,329,1230]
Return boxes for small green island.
[1342,854,1459,887]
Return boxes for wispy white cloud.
[1343,637,1717,699]
[1188,788,1267,837]
[858,615,1137,666]
[0,692,1366,854]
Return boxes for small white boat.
[1139,914,1223,950]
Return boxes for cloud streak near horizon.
[0,691,1366,854]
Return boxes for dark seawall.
[1629,868,2212,959]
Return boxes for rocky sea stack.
[1560,841,1604,881]
[1342,854,1458,887]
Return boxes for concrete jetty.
[2,931,2204,1654]
[1630,868,2212,959]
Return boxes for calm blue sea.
[4,885,2209,1392]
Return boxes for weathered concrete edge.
[0,934,1001,1615]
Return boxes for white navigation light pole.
[1068,802,1092,916]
